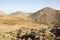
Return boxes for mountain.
[29,7,60,26]
[9,11,32,20]
[0,11,6,16]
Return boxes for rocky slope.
[29,7,60,26]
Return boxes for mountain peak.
[29,7,58,26]
[41,7,55,11]
[11,11,25,15]
[43,7,52,9]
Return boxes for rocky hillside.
[29,7,60,26]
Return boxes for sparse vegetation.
[0,7,60,40]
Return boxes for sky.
[0,0,60,14]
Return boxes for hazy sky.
[0,0,60,14]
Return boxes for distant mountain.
[10,11,32,20]
[29,7,60,26]
[0,11,6,16]
[0,7,60,26]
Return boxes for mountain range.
[29,7,60,26]
[0,7,60,33]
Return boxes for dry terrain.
[0,7,60,40]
